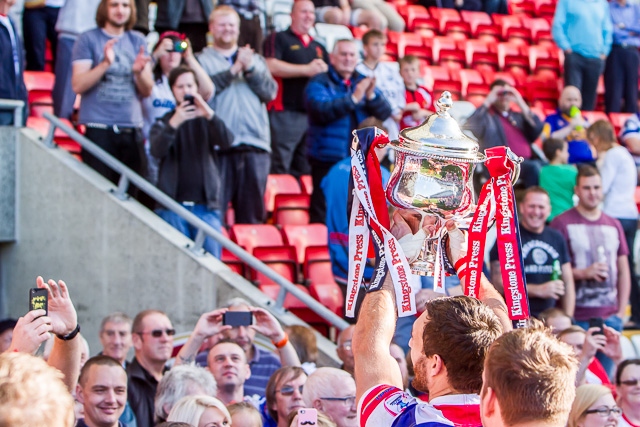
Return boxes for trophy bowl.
[386,91,486,276]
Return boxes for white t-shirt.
[600,145,638,220]
[619,413,640,427]
[356,61,406,141]
[142,75,176,140]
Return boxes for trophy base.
[410,261,434,276]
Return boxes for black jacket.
[149,112,233,210]
[463,105,543,155]
[126,357,161,427]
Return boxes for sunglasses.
[620,379,640,386]
[137,328,176,338]
[584,406,622,418]
[277,385,304,396]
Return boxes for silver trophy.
[386,91,521,276]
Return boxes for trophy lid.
[391,91,485,162]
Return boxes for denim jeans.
[156,205,222,258]
[576,314,623,379]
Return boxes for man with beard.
[127,310,175,427]
[490,187,575,318]
[76,356,128,427]
[197,5,277,225]
[71,0,153,189]
[551,165,630,376]
[353,211,509,426]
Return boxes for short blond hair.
[167,395,231,426]
[209,5,240,25]
[567,385,613,427]
[0,352,75,427]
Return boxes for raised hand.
[103,38,117,66]
[352,77,372,103]
[237,45,255,70]
[536,280,565,299]
[168,100,197,129]
[152,37,174,62]
[306,58,328,77]
[132,46,151,74]
[36,276,77,337]
[192,309,231,339]
[249,307,286,342]
[9,309,52,354]
[191,92,215,120]
[365,77,377,100]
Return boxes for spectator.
[197,6,277,225]
[71,0,153,192]
[76,355,128,427]
[567,384,621,427]
[156,423,191,427]
[0,0,27,126]
[490,187,575,318]
[154,364,218,424]
[0,352,75,427]
[604,0,640,113]
[480,323,579,427]
[167,395,232,426]
[539,307,573,334]
[542,85,596,164]
[263,0,328,177]
[589,120,639,328]
[356,30,406,141]
[207,340,252,404]
[552,0,613,111]
[335,325,354,376]
[399,55,432,131]
[539,138,577,221]
[464,79,543,188]
[353,211,508,426]
[51,0,100,120]
[154,0,212,53]
[264,366,307,427]
[619,112,640,182]
[99,312,133,367]
[228,401,263,427]
[615,359,640,426]
[217,0,263,53]
[389,343,409,391]
[284,324,318,375]
[142,30,215,162]
[558,325,621,386]
[149,65,233,258]
[0,319,16,353]
[22,0,63,71]
[127,309,175,427]
[551,165,630,375]
[311,0,391,30]
[302,367,356,427]
[305,38,391,223]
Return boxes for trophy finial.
[436,91,453,116]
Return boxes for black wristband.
[56,324,80,341]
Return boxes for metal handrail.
[41,112,349,331]
[0,99,25,127]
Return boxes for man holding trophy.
[349,92,539,426]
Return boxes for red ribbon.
[464,146,530,325]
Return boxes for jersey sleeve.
[359,384,415,427]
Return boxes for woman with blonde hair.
[167,394,231,427]
[567,384,621,427]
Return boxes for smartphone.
[29,288,48,316]
[183,94,195,105]
[223,311,253,327]
[297,408,318,426]
[589,317,605,335]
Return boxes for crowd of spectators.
[2,0,640,425]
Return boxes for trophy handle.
[505,148,523,184]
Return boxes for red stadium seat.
[396,32,429,61]
[309,281,344,317]
[402,5,430,32]
[523,17,553,45]
[300,175,313,195]
[582,111,609,125]
[525,74,559,110]
[251,246,298,285]
[273,193,310,226]
[462,39,499,72]
[458,69,489,106]
[460,11,500,41]
[303,245,332,279]
[609,112,634,136]
[509,0,536,15]
[498,42,529,73]
[493,15,531,44]
[533,0,556,18]
[528,44,561,78]
[428,7,470,38]
[230,224,284,254]
[424,66,461,99]
[432,36,465,69]
[282,223,328,264]
[264,174,301,213]
[23,71,55,118]
[220,227,245,276]
[26,117,81,155]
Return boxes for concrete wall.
[0,128,340,367]
[0,127,17,242]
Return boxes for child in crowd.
[355,29,406,140]
[228,402,263,427]
[539,307,573,335]
[398,55,432,130]
[539,138,577,222]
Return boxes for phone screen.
[298,408,318,426]
[29,288,48,316]
[223,311,253,327]
[589,317,604,335]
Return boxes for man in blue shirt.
[604,0,640,113]
[552,0,613,111]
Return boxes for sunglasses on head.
[138,328,176,338]
[277,385,304,396]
